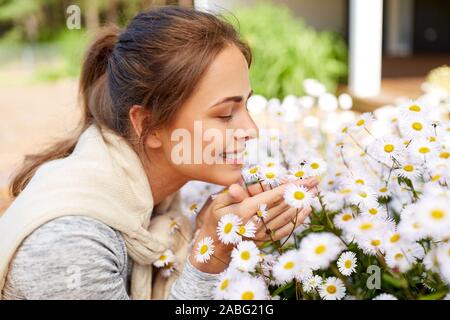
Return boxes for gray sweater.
[3,216,219,300]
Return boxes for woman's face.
[158,44,258,186]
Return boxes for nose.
[234,111,259,142]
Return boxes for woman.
[0,7,317,300]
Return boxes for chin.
[200,163,243,186]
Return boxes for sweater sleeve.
[4,216,130,300]
[168,257,221,300]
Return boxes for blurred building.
[196,0,450,102]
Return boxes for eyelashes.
[217,115,233,122]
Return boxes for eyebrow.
[209,90,253,109]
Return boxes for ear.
[129,105,162,148]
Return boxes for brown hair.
[10,6,251,197]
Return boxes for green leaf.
[382,273,409,289]
[271,281,294,296]
[418,290,448,300]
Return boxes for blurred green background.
[0,0,348,97]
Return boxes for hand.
[190,178,318,274]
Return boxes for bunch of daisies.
[180,79,450,300]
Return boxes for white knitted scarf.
[0,124,193,299]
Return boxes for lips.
[219,149,245,163]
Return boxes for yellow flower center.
[240,251,250,261]
[189,203,198,211]
[356,119,365,126]
[344,260,352,268]
[284,261,294,270]
[409,104,421,112]
[315,245,326,255]
[342,214,352,221]
[267,162,275,167]
[419,147,430,154]
[369,208,378,215]
[431,209,445,220]
[355,179,365,185]
[395,253,404,261]
[220,279,229,291]
[360,223,373,231]
[242,291,254,300]
[371,239,381,246]
[359,192,367,198]
[224,223,233,234]
[403,165,414,172]
[440,152,450,159]
[265,172,275,179]
[384,144,395,153]
[238,226,246,235]
[249,167,258,174]
[295,170,304,177]
[379,187,388,193]
[294,191,305,200]
[257,210,264,217]
[390,234,400,243]
[339,188,352,194]
[311,163,319,169]
[412,122,423,131]
[326,285,337,294]
[160,255,167,261]
[199,245,209,255]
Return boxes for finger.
[265,207,298,230]
[272,207,312,241]
[213,184,246,210]
[300,177,319,189]
[246,181,267,196]
[256,202,291,228]
[242,179,307,212]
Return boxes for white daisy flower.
[408,137,438,160]
[298,232,344,270]
[304,157,327,176]
[153,249,175,268]
[216,213,242,245]
[260,166,282,187]
[400,117,432,137]
[160,261,177,277]
[214,268,240,300]
[415,195,450,239]
[168,217,180,235]
[436,243,450,284]
[348,186,378,208]
[348,216,383,239]
[356,234,385,256]
[272,250,303,284]
[287,164,308,180]
[302,275,323,293]
[255,203,268,221]
[194,236,215,263]
[237,220,257,239]
[333,210,354,231]
[398,101,429,120]
[372,293,398,300]
[375,183,392,199]
[230,241,260,272]
[395,162,423,180]
[360,204,388,219]
[369,136,405,164]
[337,251,357,276]
[350,112,374,132]
[318,277,346,300]
[385,243,424,272]
[227,275,269,300]
[242,165,261,183]
[284,184,314,209]
[322,192,345,212]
